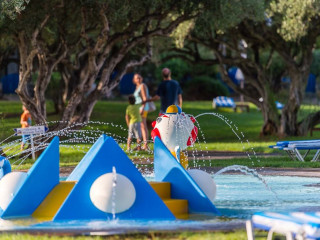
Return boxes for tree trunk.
[71,94,99,124]
[260,100,280,136]
[279,67,308,136]
[17,3,192,131]
[217,61,282,136]
[16,32,47,124]
[16,17,67,125]
[298,111,320,135]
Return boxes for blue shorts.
[22,135,30,144]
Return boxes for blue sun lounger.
[247,212,320,240]
[269,140,320,162]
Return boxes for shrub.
[183,76,229,100]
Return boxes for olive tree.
[165,0,320,136]
[1,0,201,129]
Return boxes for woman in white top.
[133,73,150,150]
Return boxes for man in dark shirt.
[146,68,183,114]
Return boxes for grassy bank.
[190,156,320,168]
[1,100,320,169]
[3,100,320,142]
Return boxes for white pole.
[30,134,35,160]
[240,79,244,102]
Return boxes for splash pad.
[0,105,320,234]
[0,105,219,221]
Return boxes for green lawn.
[91,101,270,143]
[1,100,320,170]
[190,156,320,168]
[0,230,271,240]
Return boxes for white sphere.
[90,173,136,214]
[188,169,216,202]
[0,172,28,210]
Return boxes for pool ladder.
[149,182,188,219]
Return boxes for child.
[20,105,32,150]
[125,95,142,151]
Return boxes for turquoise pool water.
[214,175,320,218]
[0,174,319,233]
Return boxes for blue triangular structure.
[67,135,107,181]
[154,137,220,215]
[54,135,174,220]
[1,137,60,218]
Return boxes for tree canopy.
[161,0,320,136]
[2,0,320,136]
[0,0,204,128]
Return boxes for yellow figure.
[171,151,188,169]
[166,105,179,114]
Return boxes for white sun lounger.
[269,140,320,162]
[247,212,320,240]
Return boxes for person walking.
[146,68,182,114]
[132,73,150,150]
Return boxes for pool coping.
[0,220,246,236]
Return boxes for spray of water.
[0,116,278,200]
[111,166,117,221]
[194,112,260,166]
[214,165,278,200]
[0,121,151,172]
